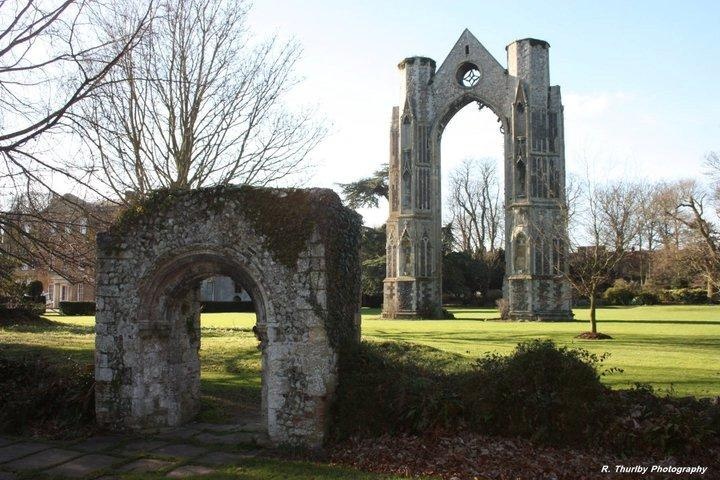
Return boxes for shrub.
[26,280,43,299]
[59,301,96,316]
[603,280,637,306]
[463,340,609,444]
[332,340,610,445]
[200,301,254,313]
[361,294,382,308]
[671,288,708,304]
[656,288,708,304]
[0,354,95,437]
[603,385,720,456]
[0,304,44,326]
[440,308,455,319]
[331,342,463,440]
[483,289,503,307]
[332,340,720,456]
[631,291,659,305]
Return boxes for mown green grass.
[363,305,720,397]
[1,306,718,399]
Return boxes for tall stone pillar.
[505,39,573,320]
[383,57,440,318]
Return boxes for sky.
[247,0,720,226]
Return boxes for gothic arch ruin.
[383,30,572,320]
[95,186,361,448]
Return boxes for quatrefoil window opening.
[456,62,482,88]
[462,68,481,87]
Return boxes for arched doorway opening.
[437,99,505,306]
[136,251,268,439]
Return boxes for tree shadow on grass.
[199,348,262,424]
[0,342,94,364]
[586,319,720,326]
[0,320,94,335]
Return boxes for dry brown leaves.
[328,433,719,480]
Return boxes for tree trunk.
[707,278,716,303]
[589,295,597,333]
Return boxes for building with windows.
[2,193,115,308]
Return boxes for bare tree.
[656,177,720,299]
[564,177,643,337]
[447,158,502,256]
[72,0,325,199]
[596,181,643,253]
[1,0,149,275]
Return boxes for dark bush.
[0,354,95,437]
[483,289,503,307]
[463,340,609,444]
[59,301,96,316]
[200,300,254,313]
[332,340,610,445]
[361,294,382,308]
[632,291,659,305]
[0,302,45,325]
[26,280,43,299]
[603,284,636,306]
[603,385,720,456]
[331,342,464,440]
[332,340,720,456]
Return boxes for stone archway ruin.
[95,186,361,448]
[383,30,573,320]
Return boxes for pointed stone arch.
[383,30,572,320]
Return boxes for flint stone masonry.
[95,186,362,448]
[383,30,572,320]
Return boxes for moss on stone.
[106,184,362,349]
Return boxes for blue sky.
[249,0,720,225]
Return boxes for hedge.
[59,301,96,316]
[200,301,254,313]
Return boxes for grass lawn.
[1,305,718,477]
[2,305,717,398]
[363,305,720,397]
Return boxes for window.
[48,284,54,301]
[387,237,397,278]
[78,284,84,301]
[401,165,412,209]
[61,285,68,301]
[515,157,526,198]
[456,62,481,87]
[553,238,566,274]
[400,233,412,277]
[514,234,528,274]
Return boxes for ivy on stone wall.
[105,184,362,350]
